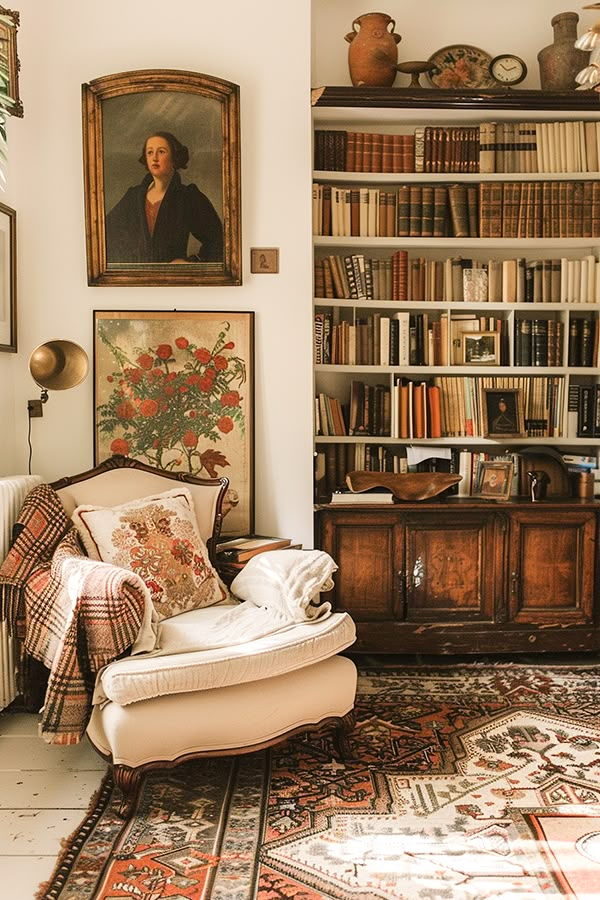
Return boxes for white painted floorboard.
[0,710,107,899]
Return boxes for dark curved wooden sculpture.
[346,470,462,501]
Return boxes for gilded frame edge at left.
[0,201,16,352]
[0,6,22,117]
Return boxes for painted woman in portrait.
[105,131,223,264]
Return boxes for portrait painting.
[482,388,525,439]
[82,70,241,286]
[476,460,513,501]
[94,310,254,536]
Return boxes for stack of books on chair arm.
[215,535,293,562]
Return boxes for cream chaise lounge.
[42,456,357,816]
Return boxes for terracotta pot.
[345,12,401,87]
[537,11,590,91]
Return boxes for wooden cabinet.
[316,498,600,654]
[507,508,596,628]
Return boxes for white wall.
[2,0,315,545]
[1,1,599,544]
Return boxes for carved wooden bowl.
[345,470,462,501]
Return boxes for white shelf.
[314,236,600,250]
[314,298,600,312]
[314,170,600,183]
[314,434,600,447]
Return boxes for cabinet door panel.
[508,511,596,623]
[318,513,403,621]
[404,513,500,621]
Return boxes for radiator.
[0,474,42,710]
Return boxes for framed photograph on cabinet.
[0,202,16,352]
[0,7,22,117]
[476,460,513,501]
[82,70,241,287]
[461,331,499,365]
[94,310,254,535]
[482,387,525,439]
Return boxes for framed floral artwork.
[82,70,241,286]
[94,310,254,535]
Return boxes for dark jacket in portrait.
[105,171,223,263]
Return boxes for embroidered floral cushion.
[72,488,226,619]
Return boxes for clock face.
[489,54,527,86]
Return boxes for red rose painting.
[94,310,254,534]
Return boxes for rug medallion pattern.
[40,665,600,899]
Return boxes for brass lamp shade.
[28,340,89,391]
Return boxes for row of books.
[316,392,348,437]
[431,375,563,439]
[313,182,478,238]
[567,317,599,368]
[314,121,600,175]
[314,129,416,173]
[314,310,506,367]
[316,308,600,369]
[312,180,600,240]
[514,319,565,368]
[315,253,600,305]
[317,374,566,440]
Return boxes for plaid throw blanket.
[0,484,156,744]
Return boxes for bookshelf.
[311,88,600,501]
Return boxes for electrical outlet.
[27,399,43,418]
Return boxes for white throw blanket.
[231,548,336,621]
[154,548,336,653]
[95,548,337,669]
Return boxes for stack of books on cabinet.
[312,90,600,503]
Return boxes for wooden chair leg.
[332,709,356,760]
[112,764,142,819]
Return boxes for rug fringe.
[35,770,114,900]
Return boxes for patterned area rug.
[39,664,600,899]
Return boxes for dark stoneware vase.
[537,11,590,91]
[345,12,401,87]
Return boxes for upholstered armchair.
[2,455,357,817]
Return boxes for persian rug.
[39,663,600,899]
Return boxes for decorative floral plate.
[426,44,496,89]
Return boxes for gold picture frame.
[0,201,16,352]
[476,460,513,501]
[461,330,499,365]
[82,70,241,287]
[482,387,525,439]
[0,6,22,117]
[94,310,254,535]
